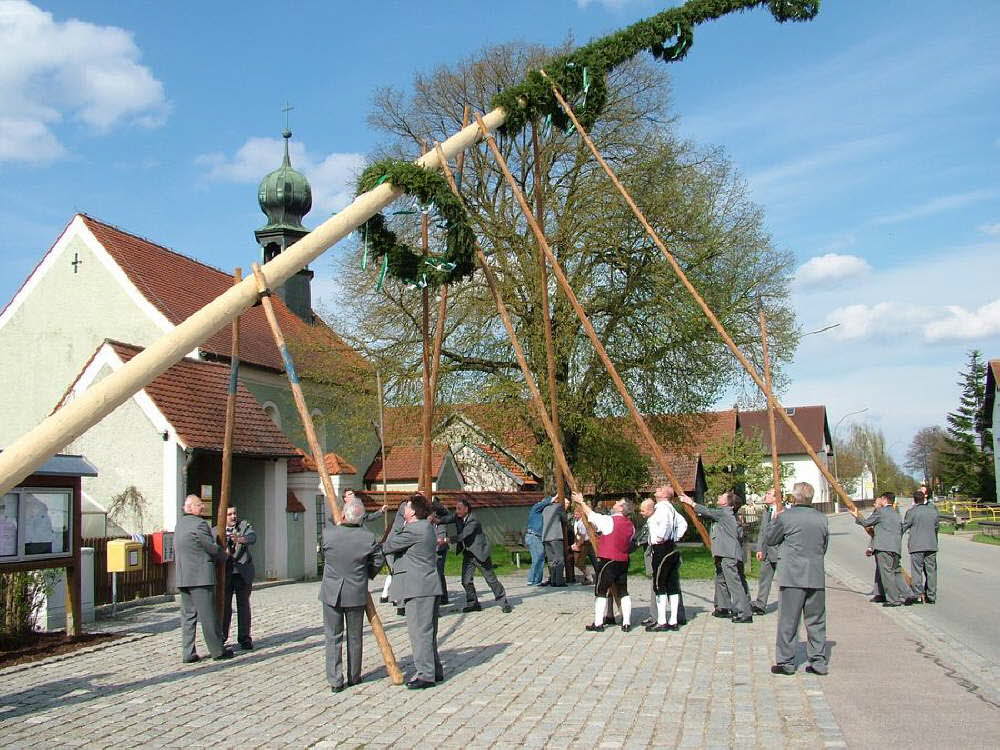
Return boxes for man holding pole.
[752,489,781,615]
[573,492,636,633]
[854,492,906,607]
[540,496,568,587]
[454,498,513,613]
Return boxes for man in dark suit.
[175,494,233,663]
[752,489,782,615]
[215,505,256,650]
[683,491,753,623]
[319,497,383,692]
[541,496,567,587]
[454,498,512,613]
[430,498,456,605]
[765,481,829,676]
[902,489,939,603]
[382,495,444,689]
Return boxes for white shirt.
[648,500,686,543]
[574,518,589,542]
[584,507,615,535]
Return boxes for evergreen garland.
[493,0,819,135]
[356,159,477,289]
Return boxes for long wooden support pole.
[0,108,509,496]
[545,79,861,517]
[216,268,241,621]
[249,264,403,686]
[475,114,712,549]
[759,308,782,500]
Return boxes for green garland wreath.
[356,159,476,290]
[493,0,819,135]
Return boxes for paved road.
[824,503,1000,674]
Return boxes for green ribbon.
[424,256,457,272]
[542,114,553,139]
[361,224,369,270]
[374,254,388,292]
[373,174,390,187]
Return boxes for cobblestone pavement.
[0,569,991,749]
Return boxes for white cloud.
[825,302,932,341]
[576,0,636,8]
[0,0,168,163]
[869,188,998,226]
[978,222,1000,236]
[196,136,366,216]
[924,300,1000,342]
[794,253,871,288]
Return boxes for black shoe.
[645,623,671,632]
[501,602,513,613]
[406,678,436,690]
[603,616,618,626]
[677,618,687,626]
[182,655,200,664]
[712,609,733,618]
[640,617,655,626]
[585,623,605,632]
[869,596,886,603]
[805,664,828,676]
[435,671,444,682]
[882,602,902,608]
[462,603,482,613]
[346,679,361,687]
[904,597,918,606]
[539,581,551,587]
[379,596,389,603]
[551,583,568,588]
[396,607,406,616]
[751,605,766,615]
[438,597,450,605]
[770,664,795,676]
[239,639,253,651]
[924,598,935,604]
[212,649,235,661]
[330,683,345,693]
[731,615,753,624]
[621,624,632,633]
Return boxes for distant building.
[983,359,1000,503]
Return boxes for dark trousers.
[543,539,565,585]
[436,547,449,603]
[323,604,365,687]
[223,571,252,645]
[461,552,507,604]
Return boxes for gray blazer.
[456,514,491,562]
[856,506,902,553]
[901,503,939,552]
[694,503,743,561]
[763,504,828,589]
[541,502,566,542]
[382,519,443,600]
[175,512,225,587]
[755,505,781,562]
[319,523,383,608]
[213,518,256,583]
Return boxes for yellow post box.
[107,539,143,573]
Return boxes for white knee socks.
[656,594,668,625]
[668,594,679,626]
[382,575,392,597]
[594,597,607,626]
[621,596,632,626]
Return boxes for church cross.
[282,102,294,132]
[71,252,83,274]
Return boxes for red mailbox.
[150,530,174,564]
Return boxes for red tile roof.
[364,445,449,483]
[286,490,306,513]
[80,215,363,374]
[103,341,298,456]
[739,405,831,456]
[288,450,357,475]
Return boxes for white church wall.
[0,226,168,447]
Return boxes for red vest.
[596,514,635,562]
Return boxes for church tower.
[255,129,314,322]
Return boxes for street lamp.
[832,408,868,501]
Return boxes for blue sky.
[2,0,998,466]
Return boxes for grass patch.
[432,543,753,580]
[972,533,1000,546]
[939,524,956,535]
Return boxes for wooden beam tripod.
[249,263,404,686]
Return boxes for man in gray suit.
[382,494,444,689]
[378,498,407,606]
[540,496,567,587]
[683,491,753,623]
[454,498,512,613]
[902,489,939,603]
[216,505,256,650]
[855,492,906,607]
[752,489,782,615]
[175,494,233,663]
[765,481,829,676]
[319,497,383,692]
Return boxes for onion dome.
[257,129,312,232]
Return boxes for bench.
[977,520,1000,537]
[499,531,529,568]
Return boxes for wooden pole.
[215,268,241,622]
[432,144,603,551]
[532,122,565,502]
[376,370,389,538]
[759,307,782,500]
[545,79,862,517]
[0,108,508,497]
[474,114,712,549]
[419,168,434,498]
[249,264,403,686]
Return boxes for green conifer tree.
[941,350,995,500]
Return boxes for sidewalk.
[0,571,996,748]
